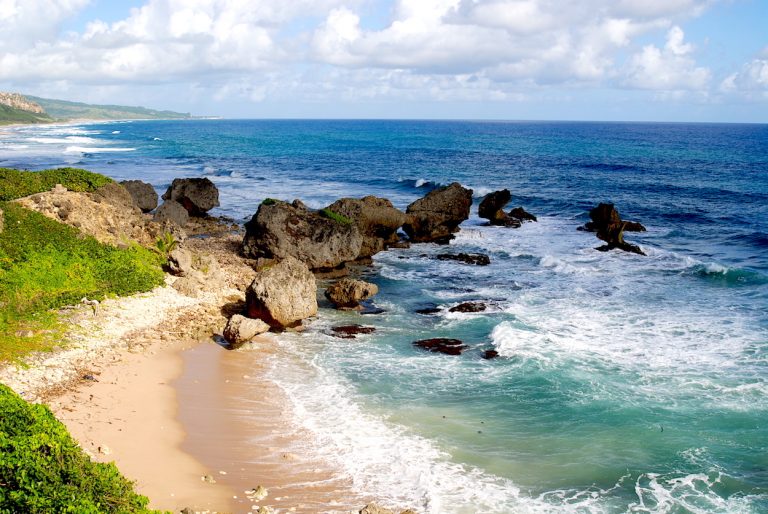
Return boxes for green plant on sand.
[0,384,161,513]
[154,232,178,258]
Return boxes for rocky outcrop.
[324,196,406,258]
[581,203,646,255]
[245,256,317,329]
[413,338,468,355]
[120,180,158,213]
[403,182,472,243]
[435,253,490,266]
[15,184,176,247]
[0,92,45,114]
[478,189,536,227]
[153,200,189,227]
[167,247,192,276]
[359,503,417,514]
[162,178,219,216]
[242,200,363,270]
[325,278,379,309]
[223,314,270,347]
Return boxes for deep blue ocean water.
[2,119,767,513]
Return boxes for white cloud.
[623,26,710,90]
[721,58,768,94]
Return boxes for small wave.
[63,146,136,154]
[688,263,767,286]
[397,177,441,190]
[152,137,162,141]
[28,136,99,144]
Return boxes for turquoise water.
[2,120,767,512]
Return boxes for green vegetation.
[0,167,113,201]
[27,95,191,121]
[0,384,160,513]
[153,232,179,259]
[319,207,353,225]
[0,203,164,361]
[0,104,52,125]
[261,198,279,206]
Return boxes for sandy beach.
[0,231,367,513]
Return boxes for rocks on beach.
[324,196,407,258]
[580,203,646,255]
[245,256,318,329]
[330,325,376,339]
[162,177,220,216]
[120,180,158,213]
[223,314,270,347]
[153,199,190,227]
[403,182,473,243]
[242,199,363,270]
[449,302,486,313]
[325,278,379,309]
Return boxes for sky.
[0,0,766,122]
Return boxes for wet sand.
[176,338,364,513]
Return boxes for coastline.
[0,230,368,513]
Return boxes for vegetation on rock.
[0,167,113,201]
[0,202,163,362]
[0,384,159,513]
[319,207,353,225]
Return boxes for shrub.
[0,384,159,513]
[0,167,113,201]
[319,208,352,225]
[0,203,164,362]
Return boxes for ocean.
[2,119,767,513]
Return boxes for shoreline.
[0,231,370,513]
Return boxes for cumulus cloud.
[0,0,742,108]
[623,26,710,90]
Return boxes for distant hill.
[0,91,191,125]
[0,93,53,125]
[27,96,191,121]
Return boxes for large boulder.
[325,278,379,309]
[162,178,219,216]
[581,203,646,255]
[324,196,406,258]
[120,180,158,213]
[245,256,318,329]
[223,314,270,348]
[403,182,473,243]
[153,200,189,227]
[242,200,363,270]
[478,189,536,227]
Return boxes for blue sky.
[1,0,766,122]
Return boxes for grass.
[0,104,53,126]
[0,203,164,363]
[0,384,162,513]
[0,167,113,201]
[261,197,279,206]
[319,207,353,225]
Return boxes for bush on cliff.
[0,384,158,513]
[0,203,164,361]
[0,167,112,201]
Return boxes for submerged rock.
[242,200,363,270]
[325,278,379,309]
[508,206,537,223]
[413,338,468,355]
[245,256,317,329]
[435,253,490,266]
[330,325,376,339]
[120,180,158,213]
[325,196,407,258]
[448,302,487,313]
[223,314,270,347]
[415,306,441,315]
[581,203,646,255]
[482,349,499,360]
[162,177,220,216]
[403,182,473,243]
